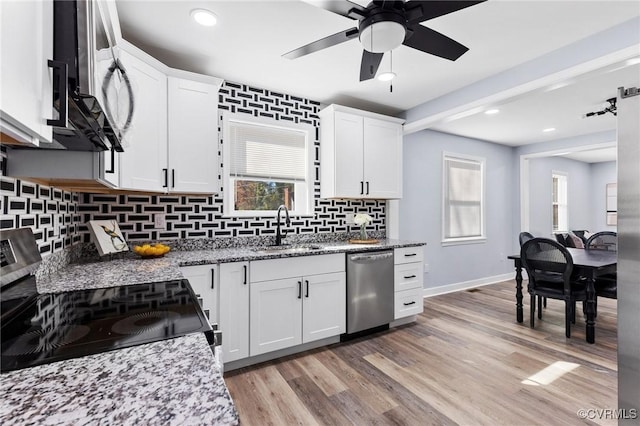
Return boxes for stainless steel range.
[1,228,212,373]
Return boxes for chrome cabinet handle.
[47,60,68,127]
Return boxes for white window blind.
[443,155,484,240]
[228,121,306,181]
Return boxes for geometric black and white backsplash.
[1,81,386,256]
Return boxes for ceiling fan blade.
[302,0,368,19]
[283,27,359,59]
[360,51,384,81]
[405,1,486,24]
[403,24,469,61]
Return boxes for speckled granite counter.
[4,238,423,426]
[36,238,425,293]
[0,334,238,426]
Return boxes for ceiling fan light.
[378,72,396,82]
[191,9,217,27]
[360,21,405,53]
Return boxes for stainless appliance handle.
[349,252,393,262]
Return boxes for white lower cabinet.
[219,262,250,363]
[180,264,218,325]
[250,277,302,355]
[249,254,345,357]
[394,246,425,319]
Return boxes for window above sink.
[222,114,314,217]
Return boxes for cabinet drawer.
[394,263,423,291]
[394,288,424,319]
[394,246,424,265]
[251,253,345,282]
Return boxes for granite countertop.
[37,238,425,294]
[4,238,423,425]
[0,334,238,426]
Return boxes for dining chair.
[521,238,587,338]
[519,231,534,247]
[519,231,546,309]
[585,231,617,251]
[585,231,617,310]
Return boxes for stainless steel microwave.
[50,0,131,153]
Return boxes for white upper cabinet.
[114,41,222,193]
[320,104,403,199]
[167,77,219,193]
[0,0,54,146]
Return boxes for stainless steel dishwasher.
[346,250,394,334]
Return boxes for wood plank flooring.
[224,280,618,425]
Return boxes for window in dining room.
[552,172,568,232]
[442,153,485,245]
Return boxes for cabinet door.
[250,277,303,356]
[363,117,402,198]
[180,265,218,325]
[302,272,346,343]
[219,262,249,362]
[117,49,168,192]
[333,111,364,198]
[167,77,219,193]
[0,0,53,145]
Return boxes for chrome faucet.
[275,205,291,246]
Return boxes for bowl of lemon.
[133,243,170,259]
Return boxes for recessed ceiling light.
[543,127,556,133]
[484,109,500,115]
[191,9,217,27]
[378,72,396,82]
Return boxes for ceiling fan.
[584,97,617,118]
[283,0,487,81]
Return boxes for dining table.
[507,247,617,344]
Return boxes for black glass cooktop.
[1,279,210,372]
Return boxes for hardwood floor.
[224,280,618,425]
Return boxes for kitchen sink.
[253,244,323,254]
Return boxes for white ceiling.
[114,0,640,159]
[559,146,617,163]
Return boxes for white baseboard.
[423,272,515,298]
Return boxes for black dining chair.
[519,231,534,247]
[585,231,617,251]
[585,231,617,310]
[519,231,546,309]
[521,238,587,338]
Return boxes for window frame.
[222,114,314,218]
[551,171,568,233]
[441,152,487,246]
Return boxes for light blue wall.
[590,161,617,232]
[527,156,592,238]
[400,130,515,289]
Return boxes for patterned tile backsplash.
[1,81,386,259]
